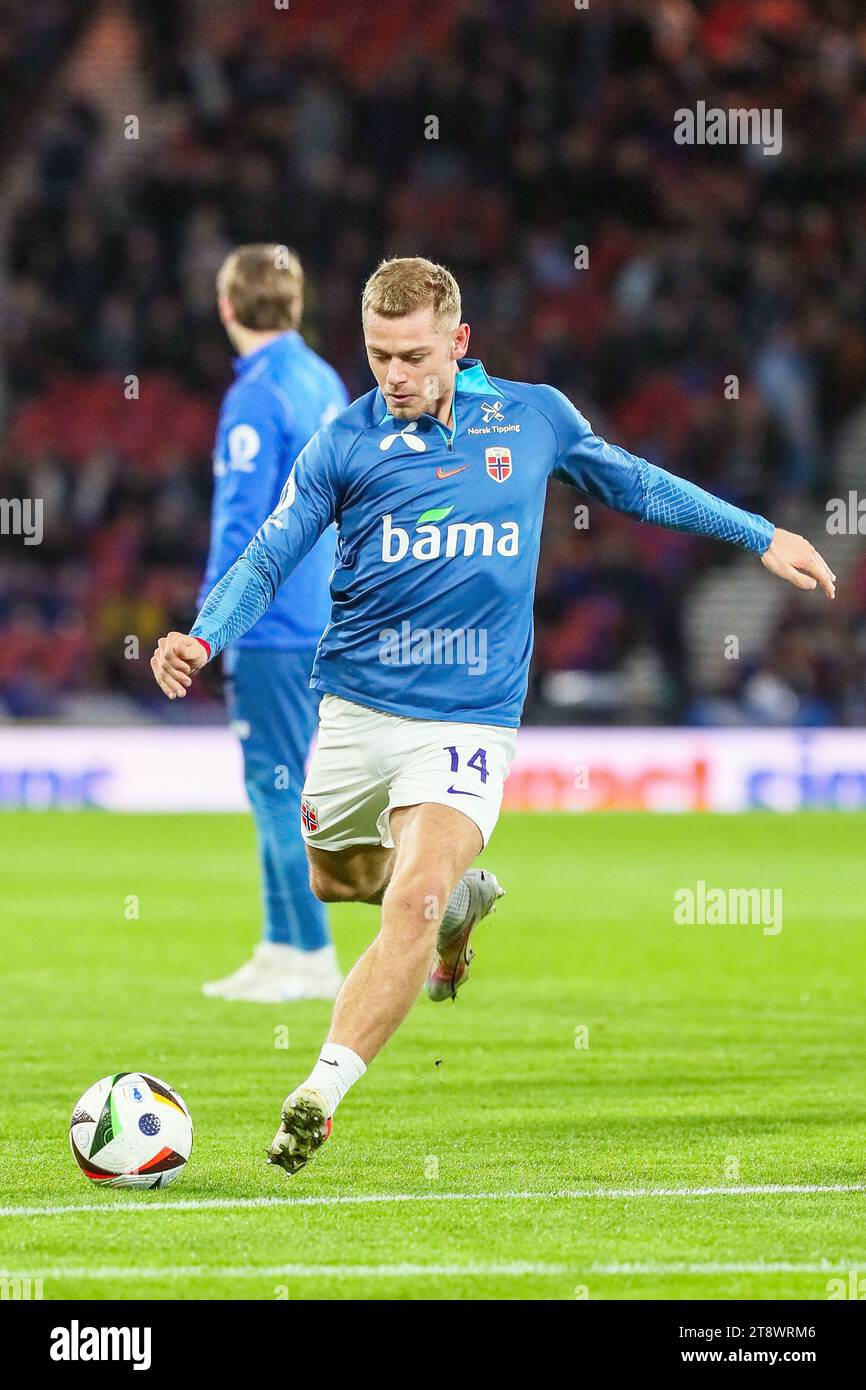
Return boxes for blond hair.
[362,256,461,328]
[216,244,304,331]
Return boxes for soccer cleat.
[425,868,505,1002]
[266,1087,332,1175]
[202,942,343,1003]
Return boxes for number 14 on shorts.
[444,744,489,796]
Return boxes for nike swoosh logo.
[447,785,484,798]
[435,465,469,479]
[318,1058,339,1066]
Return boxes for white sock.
[297,1042,366,1117]
[439,876,470,933]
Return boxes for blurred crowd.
[2,0,866,723]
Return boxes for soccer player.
[198,244,348,1002]
[152,257,835,1172]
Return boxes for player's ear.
[453,322,470,359]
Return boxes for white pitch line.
[0,1261,572,1281]
[1,1182,864,1219]
[587,1260,863,1276]
[0,1259,859,1281]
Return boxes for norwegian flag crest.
[485,446,512,482]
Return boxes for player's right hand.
[151,632,209,699]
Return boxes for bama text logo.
[50,1320,152,1371]
[381,506,519,562]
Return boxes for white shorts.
[300,694,518,852]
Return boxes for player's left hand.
[761,529,836,599]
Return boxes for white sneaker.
[202,943,343,1003]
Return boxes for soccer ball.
[69,1072,193,1189]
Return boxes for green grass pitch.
[1,809,865,1301]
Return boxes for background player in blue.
[200,244,348,1002]
[153,257,835,1172]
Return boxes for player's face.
[364,307,470,420]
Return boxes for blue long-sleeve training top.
[199,329,348,650]
[192,358,775,727]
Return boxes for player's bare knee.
[308,865,356,903]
